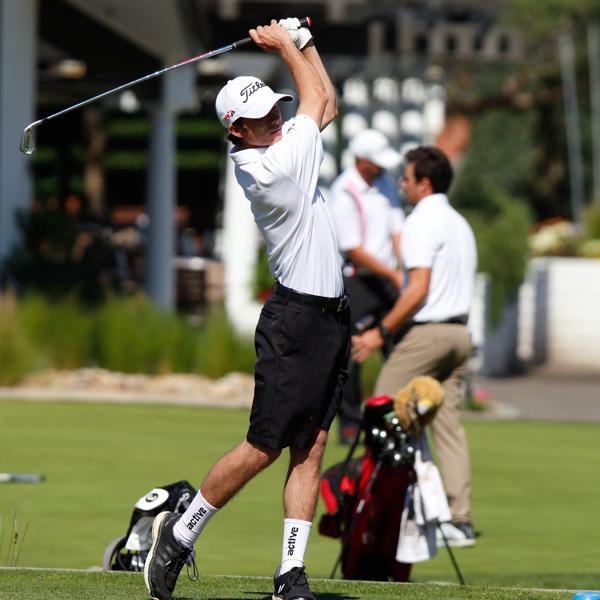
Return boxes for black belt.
[273,282,350,313]
[412,315,468,325]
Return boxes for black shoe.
[273,566,316,600]
[144,511,197,600]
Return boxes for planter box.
[472,257,600,375]
[469,273,521,376]
[518,257,600,372]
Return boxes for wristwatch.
[378,323,393,345]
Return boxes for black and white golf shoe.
[436,521,477,548]
[272,566,316,600]
[144,511,197,600]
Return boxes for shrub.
[93,295,187,374]
[528,218,580,257]
[457,185,532,325]
[189,305,256,378]
[0,293,256,381]
[92,296,255,376]
[579,239,600,258]
[0,294,45,384]
[583,203,600,241]
[450,108,533,326]
[17,294,94,369]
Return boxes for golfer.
[351,146,478,547]
[144,18,350,600]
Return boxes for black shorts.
[247,282,351,449]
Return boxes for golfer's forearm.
[382,268,431,330]
[279,43,326,123]
[381,283,427,332]
[301,43,337,129]
[346,247,397,282]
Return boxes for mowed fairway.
[1,398,600,593]
[0,569,578,600]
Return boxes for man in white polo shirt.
[352,146,478,548]
[328,129,404,443]
[144,18,350,600]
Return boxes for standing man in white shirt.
[328,129,404,443]
[351,146,478,548]
[144,19,350,600]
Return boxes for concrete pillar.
[0,0,36,275]
[144,66,196,311]
[145,102,176,311]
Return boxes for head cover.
[393,376,444,436]
[349,128,402,170]
[215,76,293,128]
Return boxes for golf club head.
[20,124,37,155]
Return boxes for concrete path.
[473,368,600,421]
[1,367,598,422]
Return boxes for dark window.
[474,34,484,52]
[446,34,457,53]
[499,34,511,55]
[416,34,429,53]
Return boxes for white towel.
[414,449,452,524]
[395,435,451,563]
[396,484,438,563]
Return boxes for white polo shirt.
[328,166,404,271]
[229,114,344,297]
[402,193,477,322]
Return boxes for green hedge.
[461,186,532,325]
[450,108,534,325]
[584,203,600,240]
[0,294,255,385]
[0,295,45,385]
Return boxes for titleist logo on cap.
[240,80,266,103]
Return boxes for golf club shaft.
[437,523,466,585]
[29,17,312,129]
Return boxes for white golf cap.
[215,76,293,128]
[349,129,402,170]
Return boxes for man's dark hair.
[405,146,453,193]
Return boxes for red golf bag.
[319,396,414,581]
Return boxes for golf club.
[20,16,312,155]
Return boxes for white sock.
[279,519,311,575]
[172,490,218,548]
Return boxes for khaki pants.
[375,323,472,523]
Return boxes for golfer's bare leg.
[200,440,281,508]
[284,429,328,520]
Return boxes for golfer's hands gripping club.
[249,20,297,54]
[278,17,313,50]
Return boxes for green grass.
[0,569,577,600]
[1,399,600,593]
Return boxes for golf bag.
[103,480,196,572]
[319,396,414,581]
